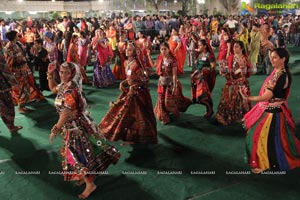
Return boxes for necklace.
[126,58,135,71]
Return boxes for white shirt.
[225,20,238,29]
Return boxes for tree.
[50,11,60,20]
[220,0,240,14]
[149,0,168,13]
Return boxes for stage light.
[5,11,14,15]
[28,11,38,15]
[197,0,205,4]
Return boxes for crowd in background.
[1,12,300,198]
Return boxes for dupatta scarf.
[243,69,295,132]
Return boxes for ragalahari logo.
[241,1,254,14]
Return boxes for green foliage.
[50,12,60,20]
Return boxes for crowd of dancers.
[1,13,300,198]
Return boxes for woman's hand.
[239,86,248,99]
[146,47,151,56]
[234,68,242,75]
[48,62,57,74]
[237,56,246,67]
[120,80,129,92]
[49,132,56,143]
[128,85,137,95]
[172,82,177,95]
[50,124,60,143]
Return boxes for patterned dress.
[154,54,192,124]
[217,36,230,62]
[44,40,58,62]
[4,41,44,105]
[0,51,16,129]
[44,40,60,83]
[112,41,127,80]
[243,68,300,172]
[54,81,120,181]
[191,52,216,116]
[93,38,115,88]
[216,54,252,125]
[135,37,152,69]
[99,58,157,144]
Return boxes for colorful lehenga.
[99,58,157,144]
[154,54,192,124]
[217,36,230,62]
[92,38,115,88]
[44,40,60,83]
[54,80,120,181]
[112,41,127,80]
[106,28,117,51]
[0,51,16,129]
[4,41,44,105]
[216,54,252,125]
[191,52,216,117]
[135,37,152,67]
[243,69,300,172]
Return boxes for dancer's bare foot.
[251,168,263,174]
[75,179,85,186]
[161,120,171,125]
[9,126,23,133]
[78,183,97,199]
[120,142,134,146]
[203,111,214,119]
[18,107,32,113]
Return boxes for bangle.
[47,73,53,80]
[54,86,58,93]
